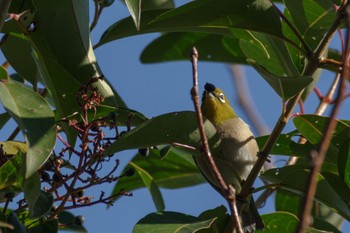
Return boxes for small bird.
[194,82,264,232]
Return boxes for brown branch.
[190,47,243,233]
[240,0,344,200]
[228,65,270,136]
[296,3,349,232]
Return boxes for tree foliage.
[0,0,349,232]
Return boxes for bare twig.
[296,3,349,232]
[229,65,269,136]
[190,47,243,233]
[240,0,344,200]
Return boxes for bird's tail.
[239,196,264,233]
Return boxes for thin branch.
[297,3,349,232]
[190,47,243,233]
[228,65,270,136]
[240,0,344,200]
[268,0,313,57]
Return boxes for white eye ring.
[219,93,225,103]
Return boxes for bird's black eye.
[219,93,225,103]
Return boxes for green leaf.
[105,111,220,156]
[1,33,39,85]
[275,189,343,232]
[284,0,336,50]
[133,212,216,233]
[261,212,298,233]
[248,60,313,100]
[141,32,247,64]
[58,211,88,232]
[0,151,24,196]
[27,219,58,233]
[125,0,141,30]
[22,172,41,218]
[197,206,230,233]
[132,161,165,212]
[0,66,9,81]
[98,0,284,46]
[0,81,56,178]
[232,32,300,77]
[29,191,53,219]
[7,212,26,233]
[111,147,204,203]
[261,166,350,220]
[256,132,298,156]
[339,138,350,187]
[0,112,11,130]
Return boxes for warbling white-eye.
[194,82,264,232]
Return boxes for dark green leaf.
[22,172,41,218]
[197,206,230,233]
[141,32,246,64]
[111,146,204,203]
[105,111,220,156]
[0,66,9,81]
[98,0,284,46]
[261,166,350,220]
[1,33,39,85]
[27,219,58,233]
[30,191,53,219]
[7,212,26,233]
[133,211,216,233]
[142,0,174,10]
[248,60,313,100]
[338,137,350,186]
[233,32,300,77]
[131,161,165,212]
[284,0,336,50]
[256,132,298,156]
[0,112,11,130]
[0,81,56,178]
[58,211,88,232]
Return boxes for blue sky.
[2,1,350,232]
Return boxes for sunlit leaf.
[248,60,313,100]
[261,166,350,220]
[98,0,284,46]
[133,211,216,233]
[0,81,56,178]
[105,111,220,156]
[125,0,141,30]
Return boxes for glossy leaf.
[294,115,350,145]
[125,0,141,30]
[30,191,54,219]
[131,161,165,212]
[248,60,313,100]
[197,206,230,233]
[230,31,300,77]
[98,0,284,46]
[105,111,220,156]
[261,212,329,233]
[261,166,350,220]
[133,211,216,233]
[142,0,174,10]
[256,132,298,156]
[141,32,246,64]
[275,189,343,232]
[284,0,336,50]
[111,147,204,203]
[0,81,56,178]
